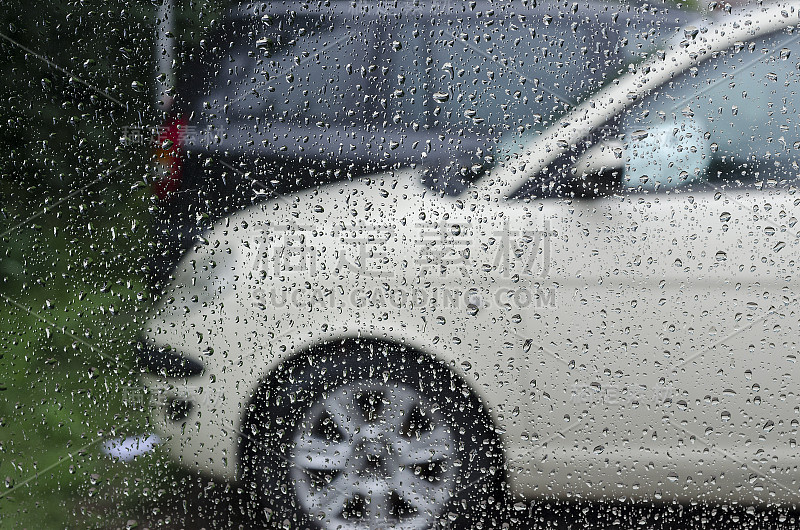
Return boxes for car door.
[514,27,800,501]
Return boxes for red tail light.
[152,116,187,200]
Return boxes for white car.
[140,3,800,528]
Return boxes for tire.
[240,339,506,529]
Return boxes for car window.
[513,26,800,200]
[211,14,385,128]
[621,28,800,192]
[424,13,610,134]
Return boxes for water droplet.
[719,212,731,222]
[432,92,450,103]
[441,62,454,79]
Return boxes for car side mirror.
[623,117,711,192]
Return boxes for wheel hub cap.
[289,381,456,529]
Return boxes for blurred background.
[0,1,225,526]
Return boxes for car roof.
[474,2,800,198]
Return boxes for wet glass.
[3,1,800,529]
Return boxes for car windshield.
[182,1,685,190]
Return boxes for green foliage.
[0,0,211,526]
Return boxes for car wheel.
[241,340,506,529]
